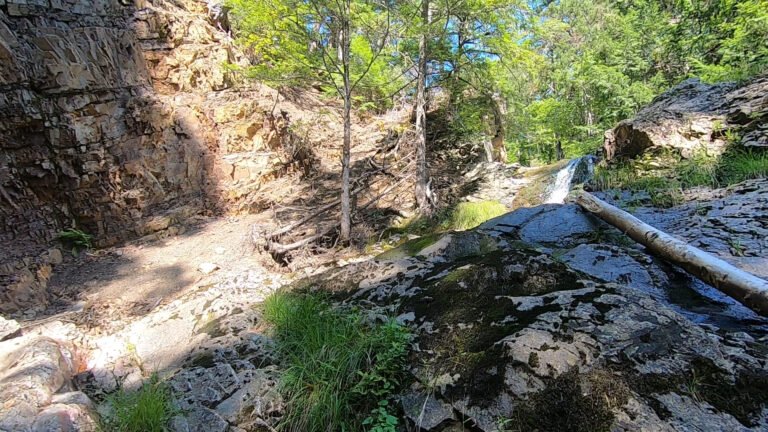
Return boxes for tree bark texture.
[415,0,431,213]
[339,0,352,242]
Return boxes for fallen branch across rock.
[574,191,768,317]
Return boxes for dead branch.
[268,226,336,255]
[266,179,382,239]
[358,174,414,211]
[266,174,413,255]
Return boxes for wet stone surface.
[300,199,768,432]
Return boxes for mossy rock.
[375,233,443,261]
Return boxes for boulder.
[0,316,21,341]
[604,75,768,160]
[0,335,98,431]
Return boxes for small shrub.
[362,400,399,432]
[262,291,411,432]
[718,148,768,185]
[444,200,507,231]
[57,228,93,253]
[102,374,176,432]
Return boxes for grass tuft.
[262,291,411,432]
[590,146,768,207]
[57,228,93,254]
[718,148,768,185]
[371,200,507,256]
[102,374,176,432]
[443,200,507,231]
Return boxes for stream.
[546,157,768,336]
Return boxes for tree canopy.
[227,0,768,165]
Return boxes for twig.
[267,174,414,255]
[266,178,382,239]
[268,225,337,254]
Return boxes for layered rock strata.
[0,0,302,313]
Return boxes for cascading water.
[544,155,596,204]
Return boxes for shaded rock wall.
[0,0,302,313]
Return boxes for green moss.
[444,200,507,231]
[373,201,507,254]
[622,357,768,427]
[375,233,442,260]
[399,249,583,405]
[505,369,630,432]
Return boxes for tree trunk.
[339,0,352,243]
[555,138,564,161]
[415,0,431,213]
[490,93,506,162]
[448,16,464,121]
[575,191,768,317]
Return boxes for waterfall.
[544,156,596,204]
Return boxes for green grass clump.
[591,147,768,208]
[102,374,176,432]
[591,163,685,208]
[372,201,507,256]
[718,148,768,185]
[443,200,507,231]
[677,149,719,188]
[262,291,411,432]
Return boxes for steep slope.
[0,0,400,314]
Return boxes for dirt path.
[26,214,271,334]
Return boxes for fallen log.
[268,227,335,255]
[574,191,768,317]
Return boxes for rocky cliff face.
[604,75,768,160]
[0,0,311,313]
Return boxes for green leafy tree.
[228,0,392,242]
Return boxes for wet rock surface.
[462,161,528,208]
[597,179,768,332]
[297,198,768,431]
[635,179,768,276]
